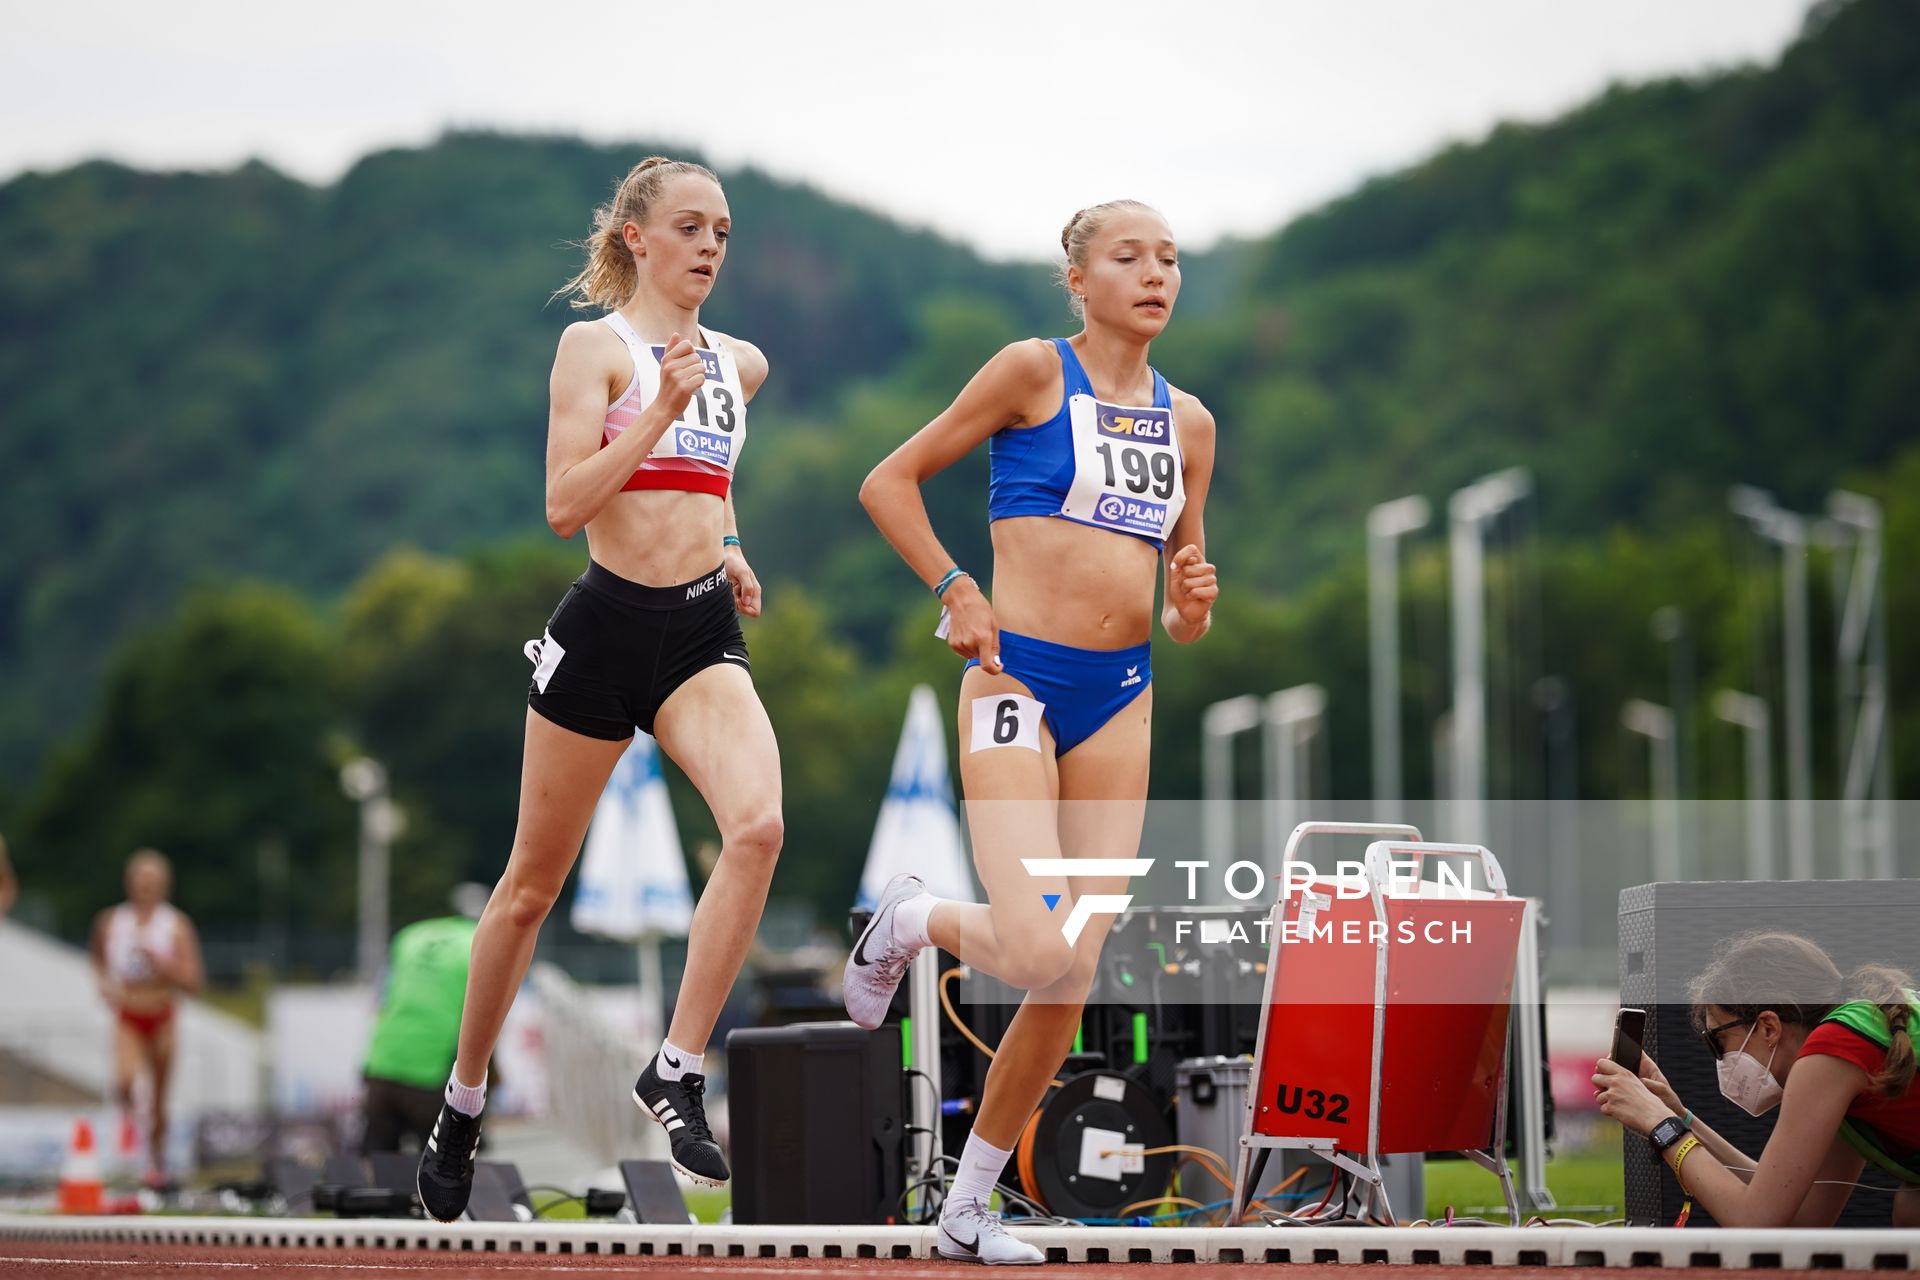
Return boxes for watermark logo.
[1020,857,1482,948]
[1019,858,1153,944]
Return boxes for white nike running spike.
[937,1197,1044,1266]
[842,872,926,1030]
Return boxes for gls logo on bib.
[650,345,726,382]
[1098,407,1171,442]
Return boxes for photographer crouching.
[1594,931,1920,1227]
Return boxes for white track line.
[1,1259,962,1277]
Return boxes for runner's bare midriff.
[988,516,1159,650]
[585,488,727,586]
[116,977,174,1015]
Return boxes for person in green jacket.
[361,884,493,1155]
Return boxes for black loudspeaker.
[266,1156,317,1210]
[619,1159,692,1223]
[365,1151,419,1206]
[1618,880,1920,1227]
[465,1161,533,1222]
[322,1152,369,1188]
[726,1021,905,1224]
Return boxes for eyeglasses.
[1702,1015,1755,1062]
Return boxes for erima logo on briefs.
[1097,408,1170,442]
[650,346,725,382]
[1021,858,1154,944]
[676,428,731,464]
[1121,665,1142,689]
[685,570,728,601]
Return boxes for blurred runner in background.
[89,849,203,1188]
[0,832,16,917]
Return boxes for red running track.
[0,1242,1849,1280]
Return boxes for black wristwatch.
[1649,1116,1688,1153]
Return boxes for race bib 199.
[1059,395,1184,539]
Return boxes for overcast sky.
[3,0,1810,260]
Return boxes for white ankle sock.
[893,892,937,951]
[655,1039,699,1082]
[445,1071,487,1117]
[946,1132,1012,1212]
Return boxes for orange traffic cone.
[58,1118,105,1214]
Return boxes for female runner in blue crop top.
[846,200,1218,1264]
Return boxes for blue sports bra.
[987,338,1186,549]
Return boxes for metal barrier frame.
[1230,822,1527,1226]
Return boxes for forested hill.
[0,138,1060,781]
[2,0,1916,796]
[1155,0,1919,584]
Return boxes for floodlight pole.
[1450,468,1531,845]
[1713,690,1774,882]
[1828,491,1895,880]
[1203,695,1263,891]
[1730,487,1814,879]
[1369,496,1430,821]
[1265,684,1328,857]
[342,757,401,982]
[1622,700,1680,883]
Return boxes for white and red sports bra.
[598,312,748,498]
[104,903,180,985]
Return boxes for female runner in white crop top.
[418,157,777,1220]
[89,848,203,1187]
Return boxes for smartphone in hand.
[1612,1007,1648,1077]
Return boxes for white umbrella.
[571,733,693,1044]
[855,684,973,1189]
[857,684,975,910]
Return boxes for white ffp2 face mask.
[1716,1023,1783,1116]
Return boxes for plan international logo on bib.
[676,428,732,465]
[1097,406,1170,442]
[1097,494,1168,533]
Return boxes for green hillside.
[1156,0,1920,585]
[0,138,1059,781]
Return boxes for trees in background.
[3,0,1915,955]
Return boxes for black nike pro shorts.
[526,560,750,740]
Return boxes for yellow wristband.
[1670,1135,1702,1195]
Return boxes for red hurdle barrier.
[1231,823,1528,1225]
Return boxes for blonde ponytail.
[553,156,722,312]
[1847,963,1919,1098]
